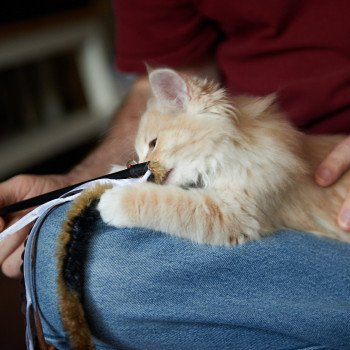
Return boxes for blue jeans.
[31,202,350,349]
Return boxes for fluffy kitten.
[98,68,350,245]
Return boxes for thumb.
[0,177,21,230]
[315,137,350,186]
[0,175,29,205]
[0,175,36,232]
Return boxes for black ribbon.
[0,162,149,216]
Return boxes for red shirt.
[113,0,350,134]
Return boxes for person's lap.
[33,202,350,350]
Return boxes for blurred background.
[0,1,127,348]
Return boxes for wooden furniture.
[0,4,121,180]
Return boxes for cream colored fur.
[98,68,350,245]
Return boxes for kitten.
[98,68,350,245]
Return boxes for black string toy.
[0,162,150,216]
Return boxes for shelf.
[0,5,122,179]
[0,110,111,179]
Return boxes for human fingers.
[0,220,30,267]
[0,176,34,275]
[0,174,71,277]
[0,175,29,209]
[315,136,350,186]
[338,190,350,231]
[0,173,69,236]
[1,241,25,278]
[0,175,33,231]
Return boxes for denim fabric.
[33,202,350,350]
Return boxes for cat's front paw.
[97,187,131,228]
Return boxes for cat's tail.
[56,184,112,350]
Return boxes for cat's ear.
[148,68,189,112]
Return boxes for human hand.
[0,174,73,278]
[315,136,350,231]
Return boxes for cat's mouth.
[147,161,173,184]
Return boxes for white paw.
[97,187,131,228]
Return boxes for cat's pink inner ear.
[149,68,189,111]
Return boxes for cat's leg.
[98,183,261,245]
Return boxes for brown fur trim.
[35,309,57,350]
[148,161,168,184]
[56,184,112,350]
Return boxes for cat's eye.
[149,138,157,148]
